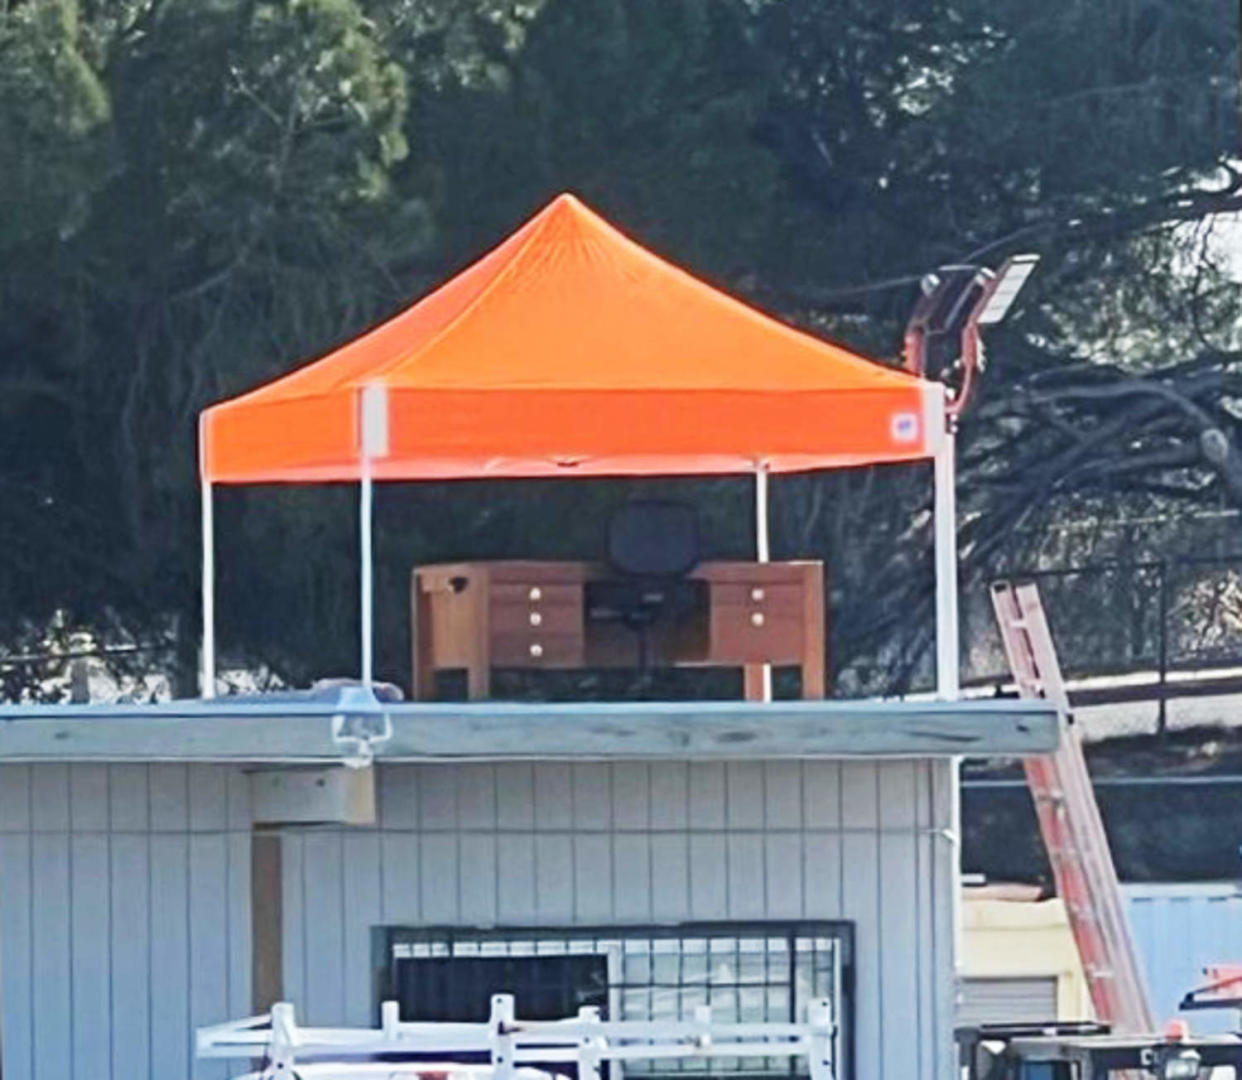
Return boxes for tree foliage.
[0,0,1237,699]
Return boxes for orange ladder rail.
[990,580,1153,1032]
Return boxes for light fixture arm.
[903,254,1038,419]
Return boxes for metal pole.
[933,426,963,1009]
[1157,560,1169,736]
[360,462,374,689]
[755,461,771,563]
[358,383,388,691]
[755,462,772,702]
[933,433,960,699]
[200,471,216,699]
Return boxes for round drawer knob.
[751,587,765,602]
[529,611,543,626]
[529,643,544,658]
[529,587,542,601]
[751,612,765,627]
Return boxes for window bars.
[384,923,851,1077]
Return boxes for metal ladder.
[990,580,1154,1032]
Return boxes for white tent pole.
[755,462,771,563]
[358,383,388,691]
[933,431,960,699]
[360,463,374,688]
[755,461,772,702]
[933,424,965,991]
[200,471,216,699]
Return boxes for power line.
[754,272,925,305]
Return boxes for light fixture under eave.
[330,684,393,768]
[974,253,1040,326]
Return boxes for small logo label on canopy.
[890,411,920,443]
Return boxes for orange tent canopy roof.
[201,193,945,483]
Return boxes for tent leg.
[933,430,964,988]
[201,475,216,699]
[754,462,772,703]
[357,382,388,693]
[933,434,960,700]
[360,467,374,689]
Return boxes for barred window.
[380,923,852,1080]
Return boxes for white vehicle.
[197,992,836,1080]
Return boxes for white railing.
[197,992,836,1080]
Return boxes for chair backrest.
[605,500,700,578]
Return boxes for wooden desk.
[411,560,825,701]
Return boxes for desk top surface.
[414,559,823,585]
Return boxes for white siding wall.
[282,759,956,1080]
[0,764,252,1080]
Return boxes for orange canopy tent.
[202,194,944,482]
[198,194,959,696]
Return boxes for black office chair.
[585,500,708,677]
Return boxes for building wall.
[1125,882,1242,1033]
[958,884,1242,1032]
[0,758,959,1080]
[960,896,1092,1021]
[0,763,252,1080]
[281,759,956,1080]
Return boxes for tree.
[0,0,413,693]
[0,0,109,252]
[754,0,1242,691]
[0,0,1237,699]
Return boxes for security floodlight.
[903,252,1039,419]
[974,253,1040,326]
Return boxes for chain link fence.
[961,556,1242,732]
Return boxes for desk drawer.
[490,583,581,608]
[491,632,584,667]
[490,592,583,637]
[490,584,583,667]
[710,584,804,663]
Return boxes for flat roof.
[0,693,1058,763]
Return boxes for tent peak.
[547,191,586,210]
[534,191,604,228]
